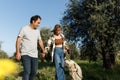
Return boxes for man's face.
[33,18,41,29]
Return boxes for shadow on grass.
[38,60,54,69]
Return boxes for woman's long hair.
[52,24,62,34]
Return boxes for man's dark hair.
[30,15,41,23]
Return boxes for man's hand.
[40,53,46,60]
[16,37,22,61]
[15,52,21,61]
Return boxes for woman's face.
[55,27,62,35]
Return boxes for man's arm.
[16,36,22,60]
[39,39,46,60]
[38,39,45,53]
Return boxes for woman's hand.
[67,49,70,54]
[65,47,70,54]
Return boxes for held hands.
[40,47,49,60]
[41,53,46,60]
[41,49,47,59]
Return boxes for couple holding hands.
[16,15,69,80]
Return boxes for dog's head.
[65,60,83,80]
[65,59,75,68]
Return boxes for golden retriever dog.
[65,59,83,80]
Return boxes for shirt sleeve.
[18,27,24,38]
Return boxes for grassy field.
[6,60,120,80]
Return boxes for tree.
[40,27,52,47]
[0,41,8,58]
[65,42,80,59]
[0,50,8,58]
[0,41,3,50]
[61,0,120,69]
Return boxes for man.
[16,15,45,80]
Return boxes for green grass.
[6,60,120,80]
[76,60,120,80]
[35,61,55,80]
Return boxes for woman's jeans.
[54,47,65,80]
[21,55,38,80]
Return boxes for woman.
[45,24,69,80]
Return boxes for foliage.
[66,42,80,59]
[0,50,8,58]
[61,0,120,69]
[40,27,52,47]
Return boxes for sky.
[0,0,68,56]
